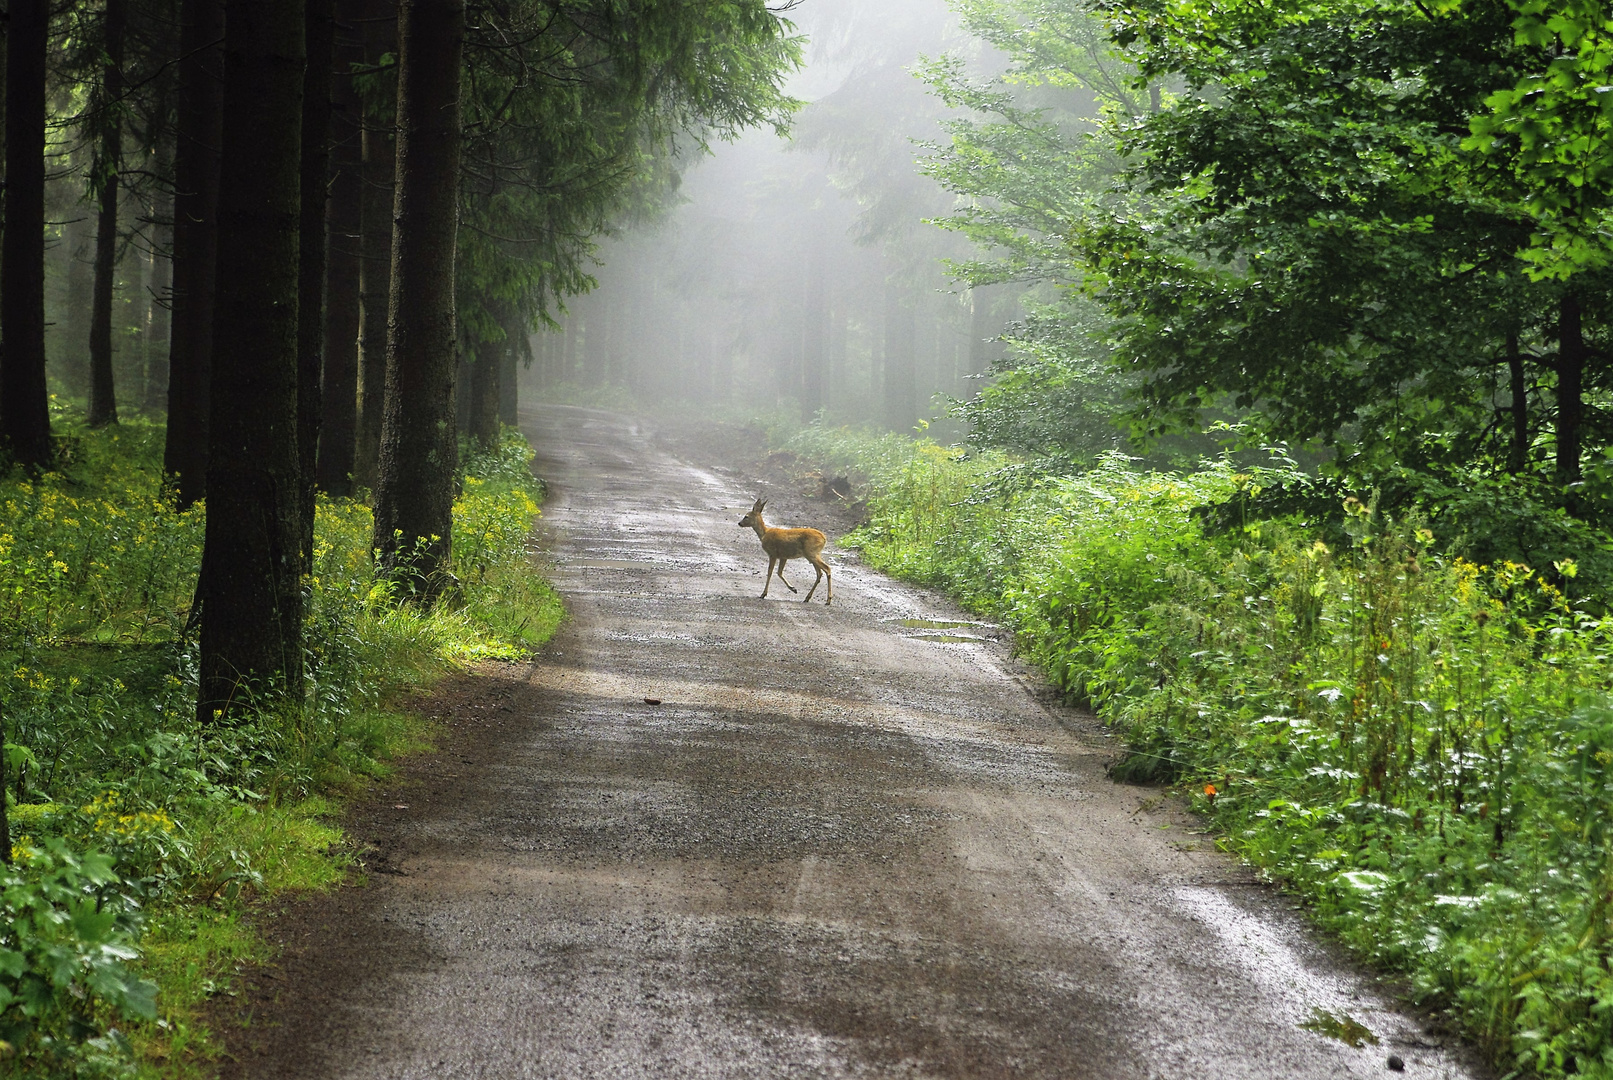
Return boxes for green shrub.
[0,839,155,1078]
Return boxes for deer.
[737,498,833,604]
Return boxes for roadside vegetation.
[0,420,557,1078]
[764,414,1613,1078]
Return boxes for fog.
[519,0,1016,433]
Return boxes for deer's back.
[762,526,827,559]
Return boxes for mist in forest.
[519,0,1015,435]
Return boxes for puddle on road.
[892,617,994,644]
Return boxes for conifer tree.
[371,0,464,597]
[1,0,51,470]
[163,0,225,506]
[196,0,306,721]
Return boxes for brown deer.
[737,498,833,604]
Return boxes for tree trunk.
[883,281,915,432]
[562,314,577,384]
[297,0,335,562]
[469,350,497,448]
[63,215,93,400]
[536,324,549,390]
[0,4,8,841]
[163,0,225,507]
[196,0,306,723]
[372,0,464,598]
[711,318,730,404]
[87,0,128,429]
[0,702,8,863]
[1,0,51,469]
[455,355,473,432]
[969,285,995,376]
[315,0,363,497]
[353,0,396,492]
[498,307,521,426]
[1557,293,1584,485]
[802,239,826,420]
[1507,331,1528,476]
[828,285,844,411]
[144,166,174,413]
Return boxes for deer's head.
[738,499,766,529]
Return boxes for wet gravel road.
[232,405,1489,1079]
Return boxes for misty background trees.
[523,0,1017,436]
[536,0,1613,576]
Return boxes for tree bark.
[196,0,306,723]
[469,342,498,450]
[353,0,396,492]
[315,0,363,497]
[163,0,225,506]
[297,0,335,562]
[1557,292,1584,485]
[372,0,464,598]
[1,0,51,469]
[468,301,519,446]
[1507,331,1528,476]
[88,0,128,429]
[455,354,473,432]
[883,281,915,432]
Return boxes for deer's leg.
[761,557,775,598]
[776,557,798,593]
[804,564,822,603]
[806,556,832,604]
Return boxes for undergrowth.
[773,416,1613,1080]
[0,422,560,1078]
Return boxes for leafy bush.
[0,840,155,1078]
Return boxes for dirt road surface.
[228,405,1488,1079]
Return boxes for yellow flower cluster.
[0,460,205,643]
[83,792,178,841]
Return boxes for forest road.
[229,405,1489,1080]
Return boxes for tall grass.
[781,419,1613,1079]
